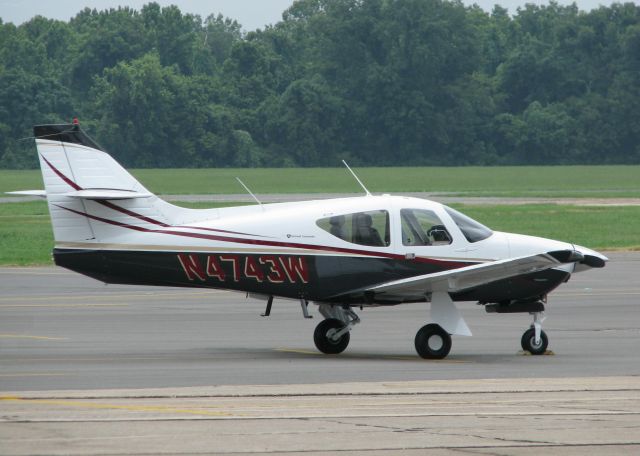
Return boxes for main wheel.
[314,318,350,354]
[414,323,452,359]
[521,328,548,355]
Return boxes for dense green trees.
[1,1,639,168]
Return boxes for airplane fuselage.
[52,195,581,306]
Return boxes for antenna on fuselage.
[235,177,263,207]
[342,160,371,196]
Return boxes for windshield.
[443,206,493,243]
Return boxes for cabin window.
[316,210,390,247]
[443,206,493,243]
[401,209,452,246]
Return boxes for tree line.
[1,0,639,168]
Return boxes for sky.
[0,0,627,30]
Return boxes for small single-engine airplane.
[12,121,608,359]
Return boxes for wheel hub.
[326,328,342,344]
[428,334,444,351]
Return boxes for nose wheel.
[521,327,548,354]
[521,311,548,355]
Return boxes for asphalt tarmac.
[1,252,639,391]
[1,252,639,454]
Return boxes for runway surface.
[1,252,639,454]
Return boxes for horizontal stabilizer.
[5,189,153,200]
[62,189,153,200]
[5,190,47,198]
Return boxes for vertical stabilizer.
[35,124,100,243]
[33,123,197,244]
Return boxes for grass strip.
[2,165,639,198]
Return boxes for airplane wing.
[340,250,583,302]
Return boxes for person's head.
[356,213,373,228]
[330,215,345,227]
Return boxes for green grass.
[1,200,637,265]
[451,204,640,250]
[0,201,55,265]
[2,165,639,197]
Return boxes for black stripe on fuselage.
[53,248,570,305]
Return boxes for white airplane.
[13,121,608,359]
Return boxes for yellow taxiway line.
[0,396,234,417]
[0,373,69,377]
[0,334,67,340]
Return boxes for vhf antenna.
[235,177,263,207]
[342,160,371,196]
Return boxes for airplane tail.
[34,122,198,244]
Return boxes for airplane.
[11,121,608,360]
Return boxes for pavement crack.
[310,417,427,433]
[433,429,557,447]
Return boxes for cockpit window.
[317,210,390,247]
[443,206,493,243]
[400,209,452,246]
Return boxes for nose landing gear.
[521,311,548,355]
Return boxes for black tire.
[314,318,350,354]
[414,324,452,359]
[521,328,548,355]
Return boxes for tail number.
[178,254,309,284]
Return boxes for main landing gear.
[311,292,471,359]
[313,304,360,354]
[413,292,472,359]
[414,323,452,359]
[311,307,456,359]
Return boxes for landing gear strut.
[313,304,360,355]
[521,311,548,355]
